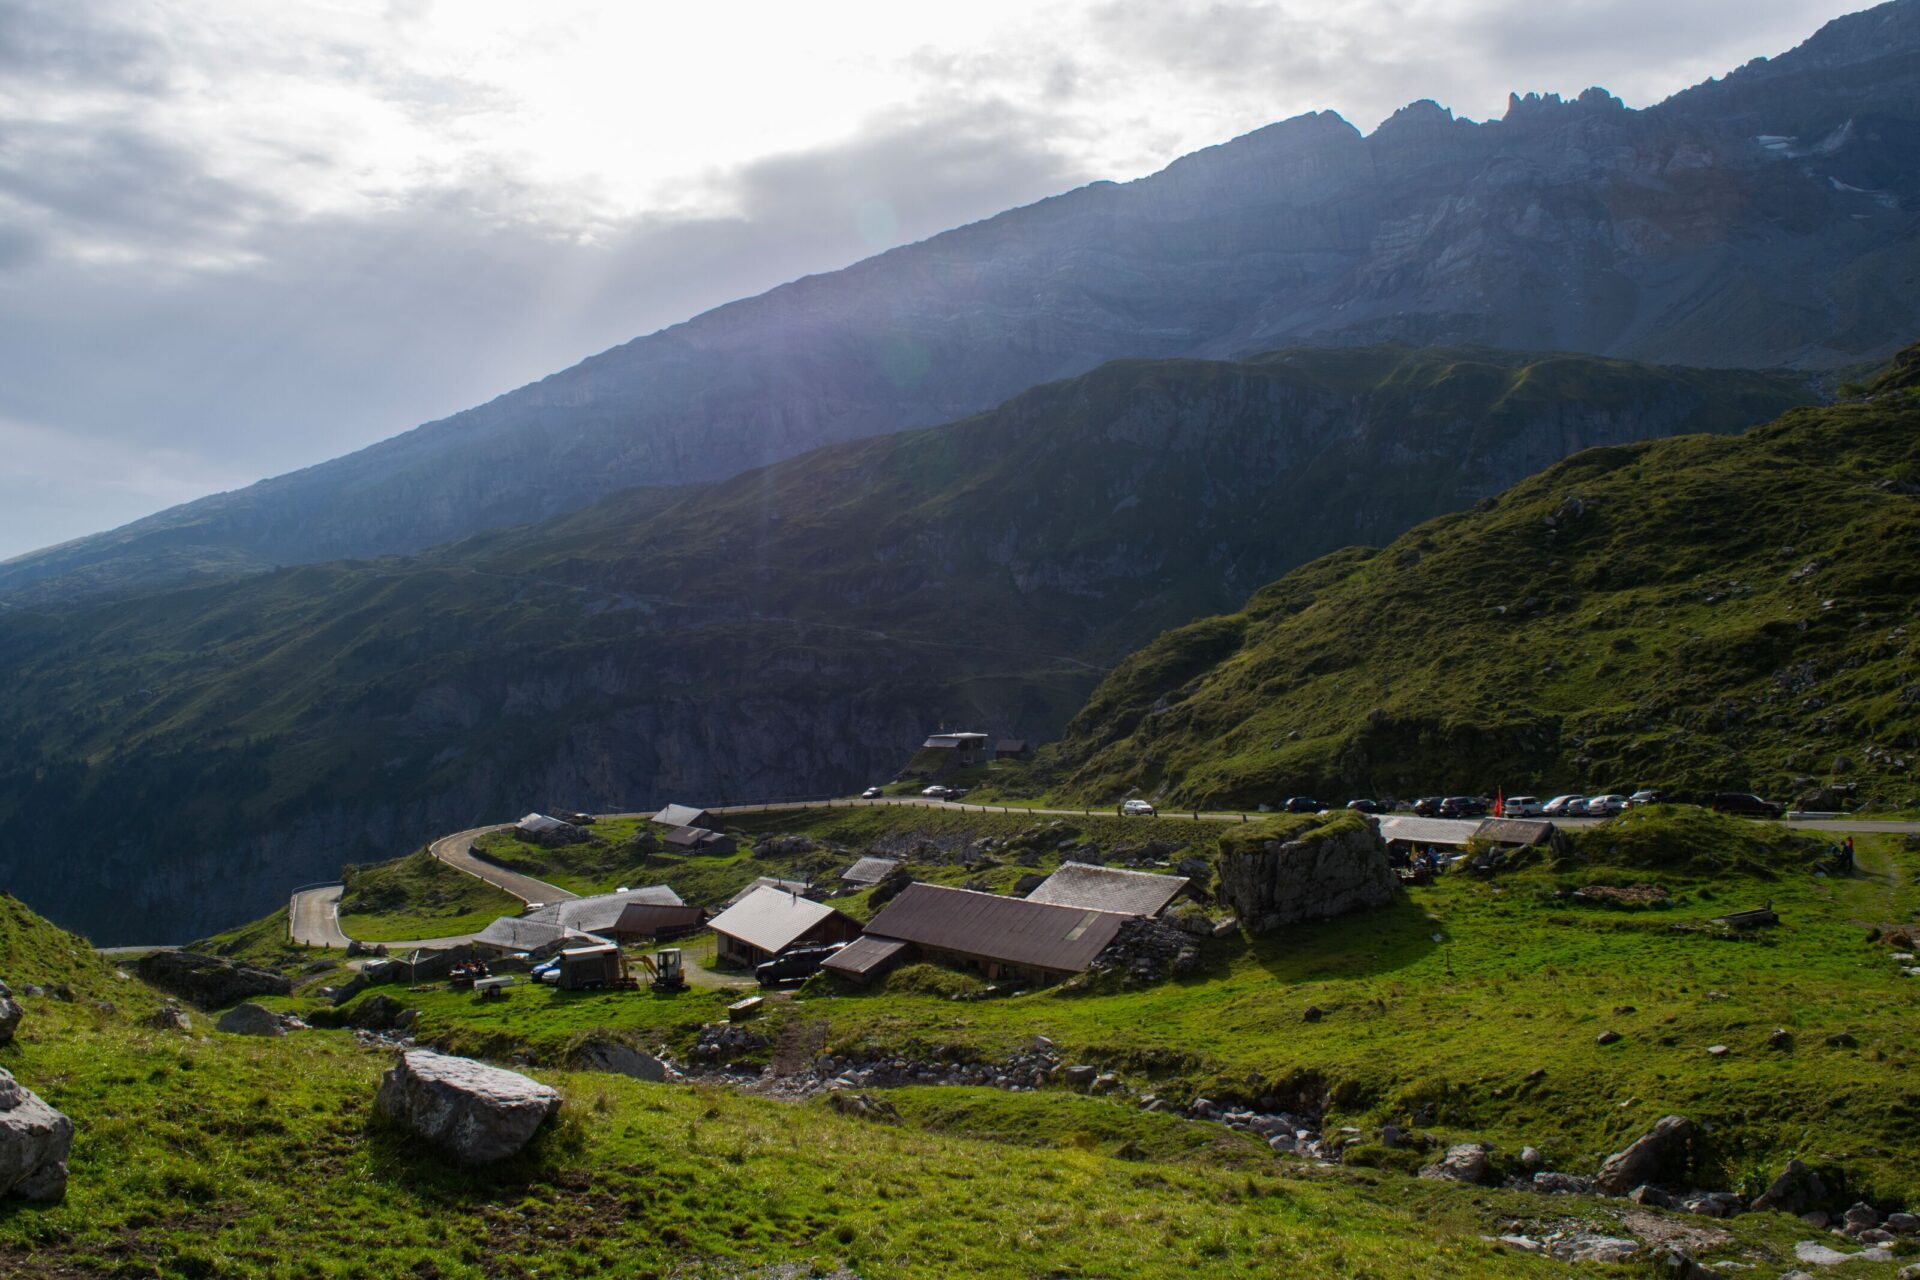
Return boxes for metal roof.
[610,902,705,935]
[841,856,900,885]
[652,803,711,828]
[1378,816,1485,847]
[516,813,568,833]
[473,916,589,952]
[860,883,1126,974]
[664,825,726,848]
[707,885,845,955]
[1024,862,1187,917]
[820,934,909,978]
[526,886,683,934]
[726,877,810,906]
[1475,818,1556,846]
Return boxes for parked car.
[1281,797,1327,814]
[1122,799,1157,816]
[1345,798,1389,814]
[1502,796,1545,817]
[1709,792,1784,818]
[946,788,970,800]
[1584,794,1629,816]
[1412,796,1445,817]
[861,786,884,799]
[531,957,561,985]
[1625,789,1664,808]
[1541,795,1586,816]
[755,943,847,987]
[1438,796,1488,819]
[921,785,951,798]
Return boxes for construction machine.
[638,948,687,992]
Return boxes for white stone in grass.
[375,1050,559,1163]
[0,1069,71,1202]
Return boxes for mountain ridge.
[3,1,1914,599]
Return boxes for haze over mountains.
[4,0,1918,601]
[0,348,1806,940]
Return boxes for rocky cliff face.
[3,2,1913,599]
[1216,817,1397,933]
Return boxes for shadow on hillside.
[361,1106,592,1204]
[1236,892,1441,984]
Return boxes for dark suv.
[1413,796,1445,816]
[1281,797,1327,814]
[756,943,846,987]
[1708,792,1784,818]
[1438,796,1489,818]
[1345,798,1389,814]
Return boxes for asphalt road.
[289,883,349,948]
[428,824,578,906]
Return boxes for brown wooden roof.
[860,883,1126,974]
[1474,818,1556,846]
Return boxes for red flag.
[1494,788,1504,818]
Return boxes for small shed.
[1024,862,1188,918]
[556,943,626,991]
[820,935,911,984]
[516,812,570,834]
[526,887,684,936]
[652,803,718,831]
[707,885,862,968]
[995,739,1033,760]
[840,856,900,886]
[609,902,706,942]
[663,825,737,855]
[1378,816,1484,852]
[473,915,590,958]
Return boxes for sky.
[0,0,1873,559]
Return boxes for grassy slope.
[1052,374,1920,808]
[0,346,1810,944]
[336,850,521,942]
[0,889,1874,1279]
[311,807,1920,1212]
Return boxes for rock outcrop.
[0,1069,71,1202]
[135,951,291,1010]
[1420,1142,1495,1185]
[216,1002,290,1037]
[1594,1115,1695,1195]
[570,1040,668,1082]
[375,1051,560,1164]
[1216,818,1396,933]
[0,982,21,1046]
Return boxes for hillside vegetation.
[1054,353,1920,808]
[0,346,1808,943]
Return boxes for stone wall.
[1217,818,1396,934]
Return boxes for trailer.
[556,943,630,991]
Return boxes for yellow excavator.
[636,948,687,992]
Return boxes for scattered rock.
[1706,1044,1730,1057]
[1597,1029,1622,1045]
[1795,1239,1892,1266]
[1629,1185,1675,1209]
[136,950,291,1011]
[374,1050,559,1163]
[0,989,21,1046]
[1595,1115,1694,1196]
[1825,1032,1858,1048]
[0,1068,72,1202]
[1519,1144,1543,1169]
[1302,1005,1326,1022]
[1753,1158,1827,1215]
[1533,1171,1595,1195]
[570,1039,668,1082]
[1060,1065,1098,1091]
[1842,1202,1881,1236]
[144,1001,193,1034]
[1419,1142,1494,1185]
[827,1091,900,1123]
[1885,1212,1919,1234]
[1553,1234,1636,1264]
[1768,1028,1794,1050]
[215,1002,289,1037]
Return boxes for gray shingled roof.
[1023,862,1187,917]
[727,877,810,906]
[525,886,683,934]
[707,886,845,955]
[473,916,591,952]
[652,804,711,828]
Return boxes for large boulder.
[215,1002,288,1037]
[136,950,291,1010]
[375,1050,559,1163]
[0,1069,71,1202]
[0,982,21,1045]
[1216,818,1396,934]
[1419,1142,1494,1185]
[1594,1115,1695,1195]
[570,1039,668,1082]
[1752,1158,1828,1214]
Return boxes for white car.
[1584,794,1629,816]
[1541,795,1586,816]
[861,787,884,799]
[1503,795,1546,817]
[1122,799,1156,816]
[921,785,950,799]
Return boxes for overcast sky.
[0,0,1871,559]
